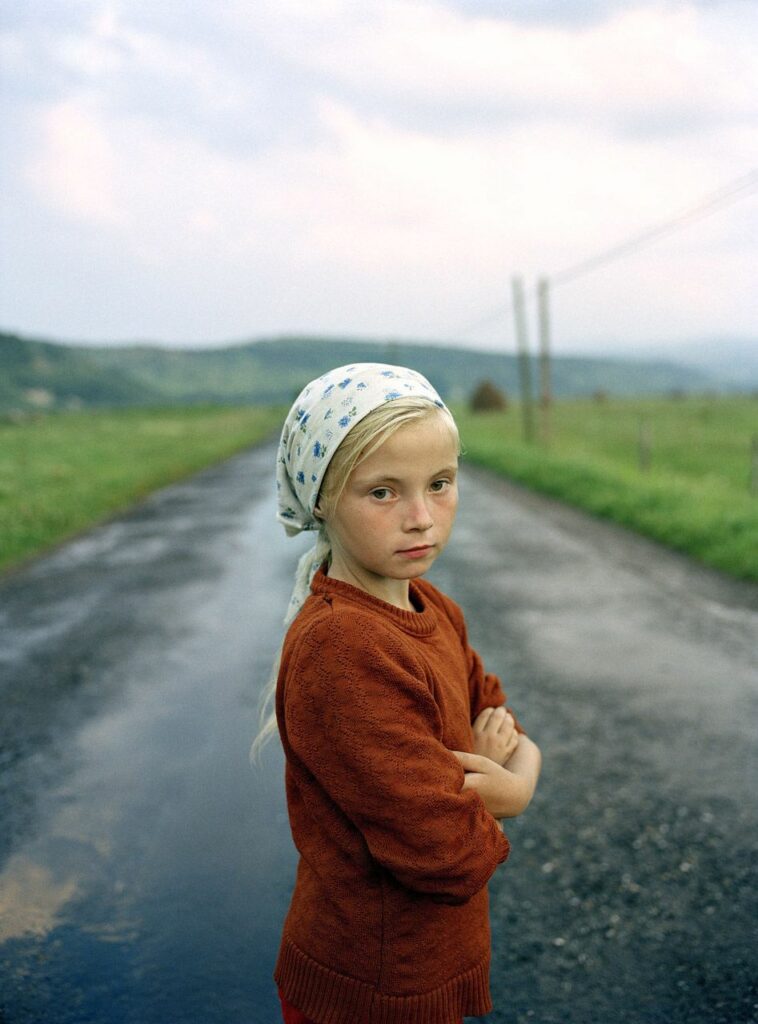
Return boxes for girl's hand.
[451,749,532,819]
[471,706,519,767]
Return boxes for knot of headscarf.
[276,362,447,623]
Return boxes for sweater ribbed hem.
[274,935,493,1024]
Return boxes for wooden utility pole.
[537,275,552,444]
[511,275,535,443]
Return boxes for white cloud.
[25,96,128,227]
[245,1,757,130]
[3,0,757,345]
[78,6,245,113]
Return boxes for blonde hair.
[249,398,460,766]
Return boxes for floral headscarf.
[275,362,447,623]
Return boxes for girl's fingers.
[451,749,476,763]
[451,750,488,771]
[475,707,507,734]
[472,707,495,733]
[496,711,514,734]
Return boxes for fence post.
[638,417,652,473]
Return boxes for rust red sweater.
[274,565,524,1024]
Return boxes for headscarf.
[276,362,447,625]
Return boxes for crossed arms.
[452,706,542,820]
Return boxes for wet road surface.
[0,444,756,1024]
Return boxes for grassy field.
[0,405,283,575]
[455,395,758,581]
[2,396,756,582]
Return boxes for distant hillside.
[626,336,758,389]
[0,332,165,412]
[0,330,721,414]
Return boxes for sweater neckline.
[310,564,438,636]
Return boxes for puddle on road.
[0,857,80,942]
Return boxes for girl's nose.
[404,497,433,531]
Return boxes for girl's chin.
[393,555,438,577]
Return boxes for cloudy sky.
[1,0,756,354]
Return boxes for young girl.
[251,363,541,1024]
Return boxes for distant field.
[3,397,757,582]
[455,395,758,581]
[0,405,283,575]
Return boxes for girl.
[251,363,541,1024]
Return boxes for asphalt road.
[0,442,756,1024]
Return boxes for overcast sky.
[1,0,756,354]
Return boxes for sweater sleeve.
[433,587,526,734]
[283,610,510,905]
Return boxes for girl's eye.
[430,479,450,492]
[370,488,391,500]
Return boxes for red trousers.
[277,985,464,1023]
[278,986,318,1024]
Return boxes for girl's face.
[323,413,459,596]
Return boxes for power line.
[451,303,514,339]
[551,168,758,286]
[446,168,758,338]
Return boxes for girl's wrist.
[493,770,532,818]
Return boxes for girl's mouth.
[397,545,433,559]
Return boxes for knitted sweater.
[274,565,524,1024]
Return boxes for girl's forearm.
[496,736,542,818]
[453,736,542,820]
[505,735,541,783]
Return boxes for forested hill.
[1,330,720,414]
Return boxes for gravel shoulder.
[436,466,758,1024]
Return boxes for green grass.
[454,396,758,581]
[3,397,757,583]
[0,404,284,575]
